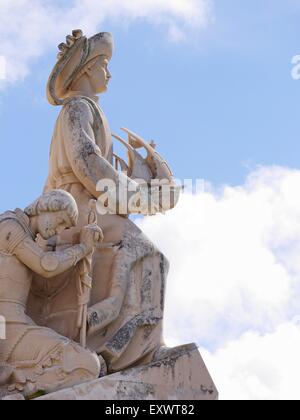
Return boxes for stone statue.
[28,29,180,373]
[0,190,105,398]
[12,29,219,400]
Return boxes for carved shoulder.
[62,97,97,126]
[0,219,29,255]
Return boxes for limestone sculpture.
[27,30,180,374]
[0,190,105,398]
[1,29,218,400]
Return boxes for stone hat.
[47,29,114,106]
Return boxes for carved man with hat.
[28,30,174,373]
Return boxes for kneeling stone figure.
[0,190,104,397]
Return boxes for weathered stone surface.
[36,344,218,401]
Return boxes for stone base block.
[36,343,218,401]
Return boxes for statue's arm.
[14,237,89,279]
[62,100,138,199]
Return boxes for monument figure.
[0,29,218,400]
[0,190,104,398]
[28,29,180,373]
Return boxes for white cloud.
[0,56,6,80]
[136,166,300,399]
[202,322,300,400]
[0,0,212,84]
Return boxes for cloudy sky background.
[1,0,300,399]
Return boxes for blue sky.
[1,0,300,212]
[2,0,300,399]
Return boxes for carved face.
[89,55,111,94]
[37,210,72,240]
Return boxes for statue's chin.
[97,85,108,94]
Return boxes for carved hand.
[80,224,104,253]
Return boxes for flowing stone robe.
[28,93,169,373]
[0,209,100,397]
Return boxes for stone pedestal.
[35,343,218,401]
